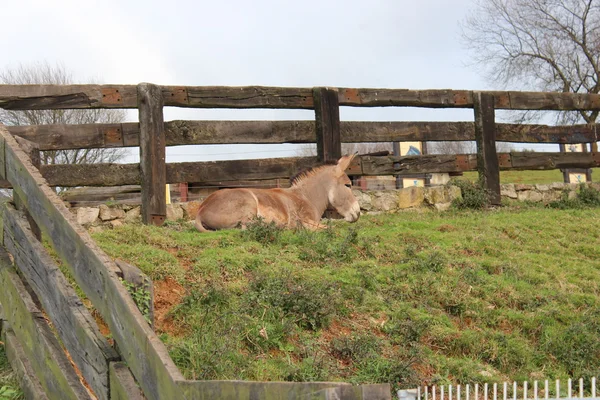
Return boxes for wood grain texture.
[8,121,596,151]
[109,362,145,400]
[2,84,599,110]
[182,86,314,109]
[177,380,392,400]
[338,88,600,111]
[474,92,501,205]
[0,84,137,109]
[2,328,50,400]
[0,248,93,400]
[0,125,185,400]
[138,83,166,225]
[314,88,342,162]
[2,205,119,400]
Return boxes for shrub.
[549,184,600,209]
[450,179,490,210]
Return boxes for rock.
[514,184,533,191]
[110,220,123,228]
[434,202,452,212]
[517,190,543,202]
[89,226,104,234]
[446,185,462,202]
[181,201,203,220]
[398,186,424,209]
[424,186,445,205]
[166,204,184,221]
[535,184,550,192]
[99,205,126,221]
[550,182,566,190]
[542,190,562,203]
[352,190,373,211]
[76,207,99,225]
[125,206,141,223]
[372,191,398,211]
[567,190,577,200]
[501,184,517,199]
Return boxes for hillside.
[84,203,600,391]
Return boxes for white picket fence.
[398,377,599,400]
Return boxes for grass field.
[88,203,600,391]
[1,180,599,397]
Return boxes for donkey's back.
[194,188,312,232]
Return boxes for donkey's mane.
[290,161,337,186]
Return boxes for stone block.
[99,205,126,221]
[372,191,398,211]
[166,204,184,221]
[398,186,424,209]
[124,206,141,223]
[501,184,517,199]
[76,207,99,225]
[517,190,543,202]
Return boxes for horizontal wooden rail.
[6,120,598,151]
[0,152,596,189]
[2,84,600,111]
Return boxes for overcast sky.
[3,0,545,162]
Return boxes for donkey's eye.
[345,183,352,188]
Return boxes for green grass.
[0,346,22,400]
[90,206,600,391]
[463,168,600,184]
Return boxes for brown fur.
[195,155,360,232]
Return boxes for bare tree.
[462,0,600,149]
[0,62,127,164]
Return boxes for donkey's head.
[327,154,361,222]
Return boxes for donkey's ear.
[337,153,356,172]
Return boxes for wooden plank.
[109,362,145,400]
[0,248,93,400]
[0,84,137,109]
[8,123,127,150]
[37,157,317,187]
[507,152,600,170]
[12,136,42,241]
[338,88,600,111]
[39,163,141,187]
[474,92,501,205]
[138,82,166,226]
[2,205,120,400]
[2,328,50,400]
[357,154,478,176]
[314,87,342,162]
[0,126,185,400]
[177,380,391,400]
[5,120,599,150]
[2,84,600,110]
[182,86,314,109]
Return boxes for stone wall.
[69,182,599,228]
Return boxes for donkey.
[194,154,360,231]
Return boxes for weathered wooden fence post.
[138,83,166,225]
[473,91,501,205]
[313,87,342,162]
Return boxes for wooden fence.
[2,84,600,218]
[0,83,600,399]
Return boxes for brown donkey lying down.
[195,155,361,231]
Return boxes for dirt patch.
[153,277,186,336]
